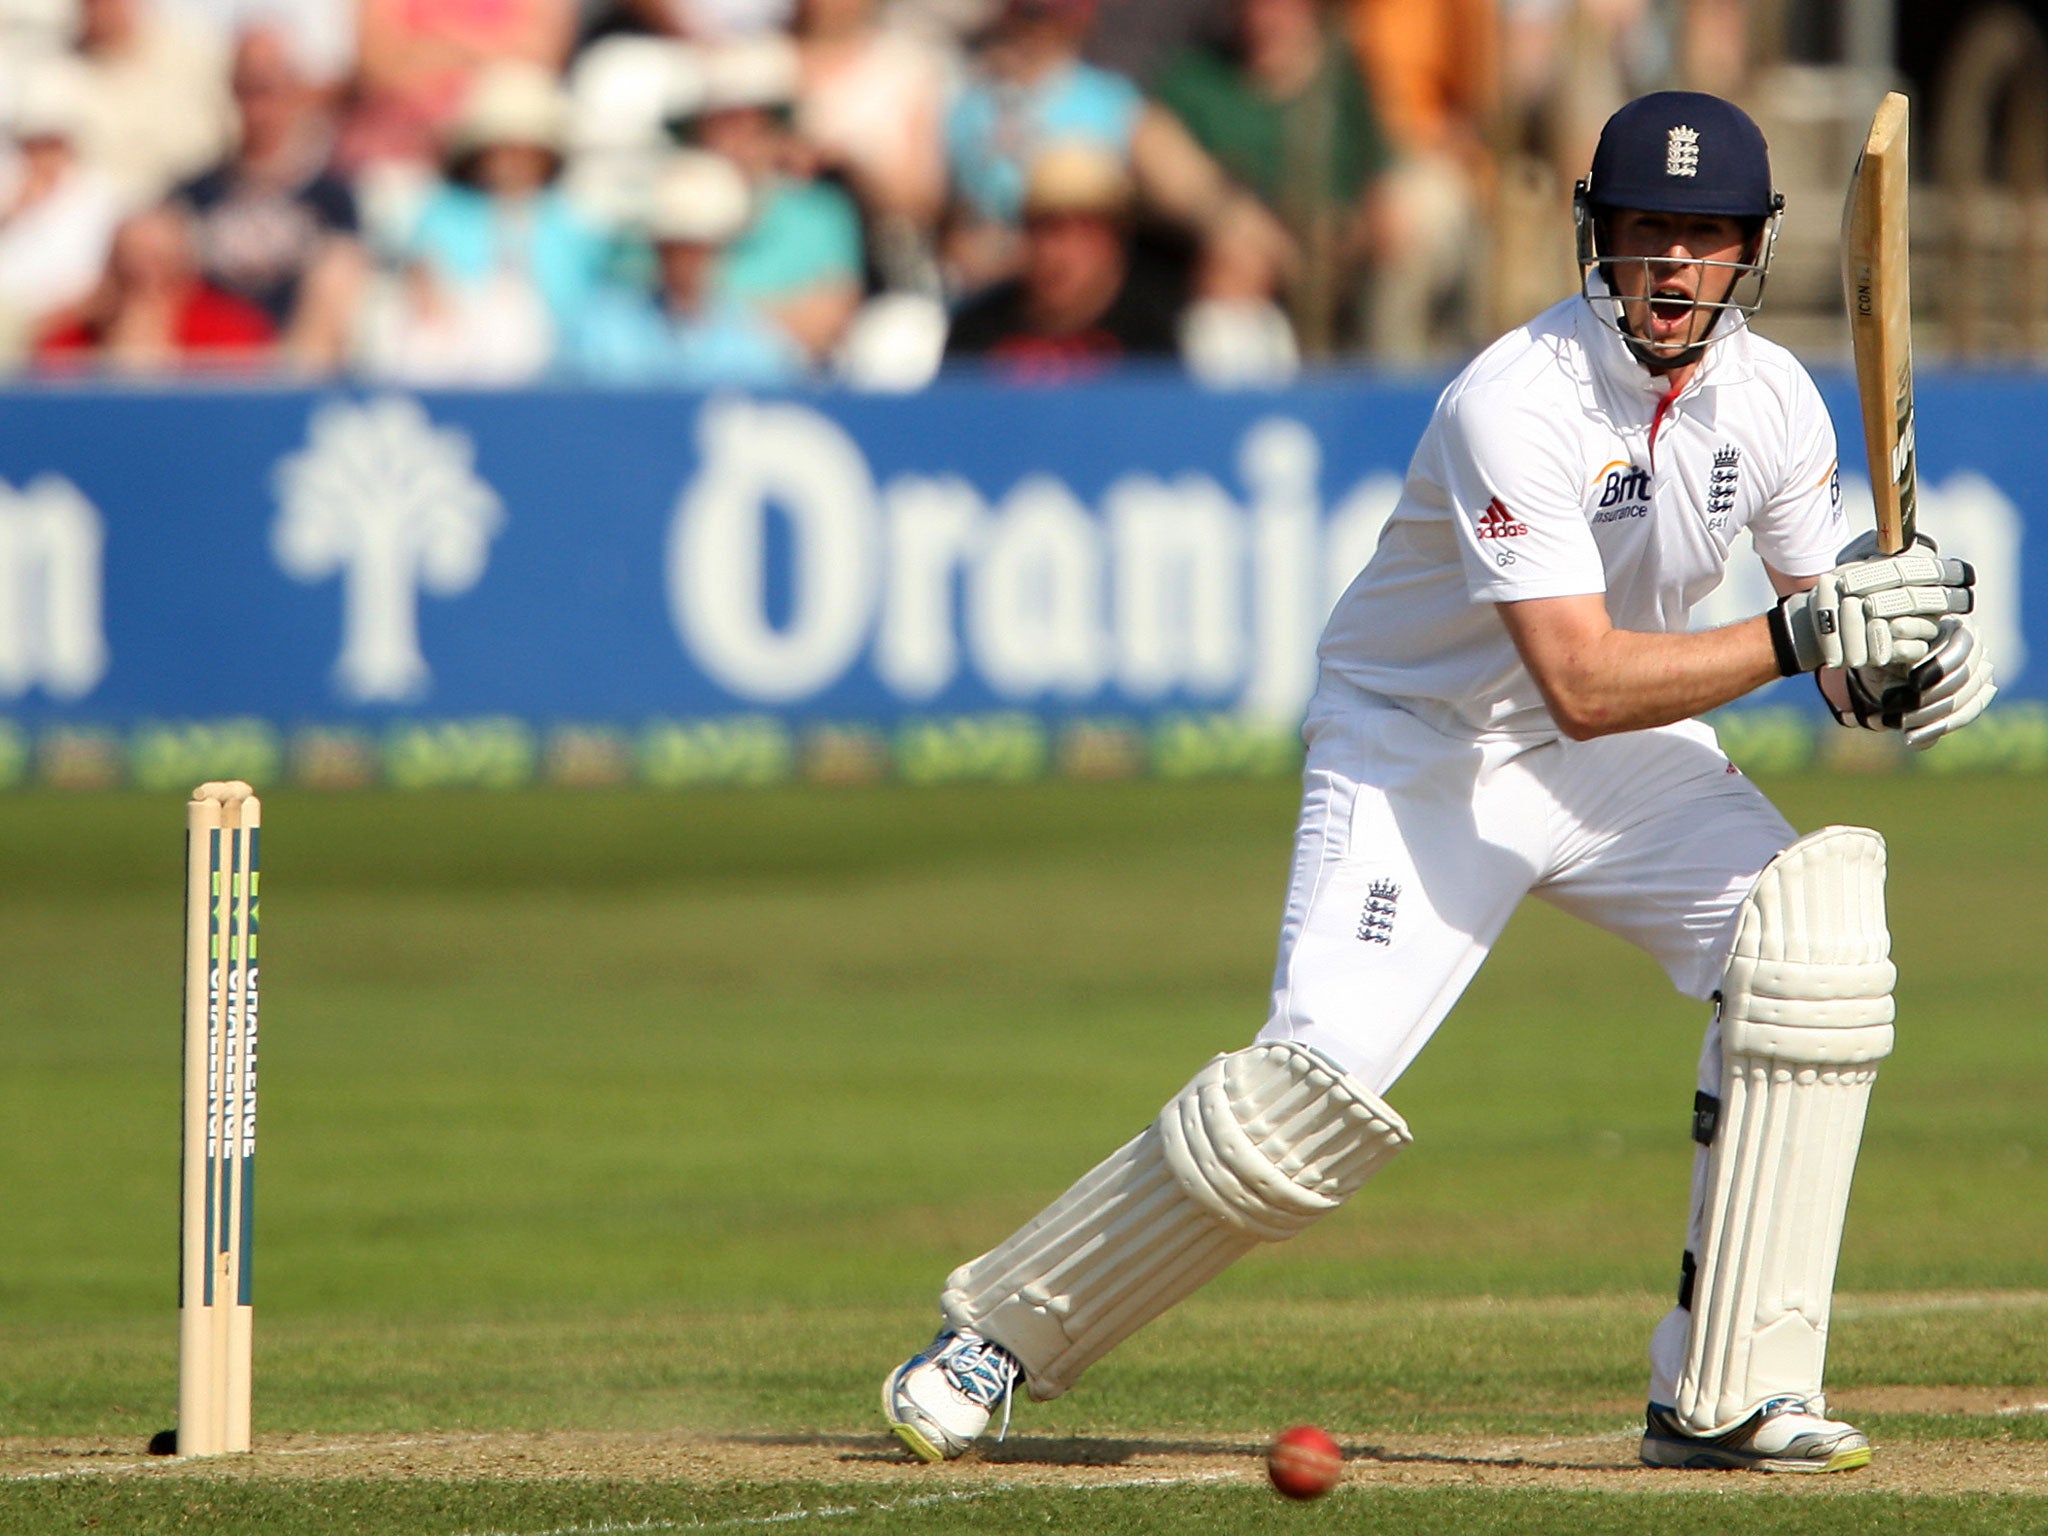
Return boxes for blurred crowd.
[0,0,1729,387]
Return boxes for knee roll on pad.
[1675,826,1895,1435]
[941,1041,1411,1400]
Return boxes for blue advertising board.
[0,374,2038,788]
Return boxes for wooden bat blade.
[1843,91,1917,553]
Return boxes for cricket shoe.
[1640,1396,1871,1473]
[882,1328,1021,1462]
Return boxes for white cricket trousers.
[1253,697,1798,1404]
[1245,696,1794,1409]
[1255,698,1796,1094]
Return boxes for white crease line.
[3,1433,491,1482]
[461,1475,1237,1536]
[1,1434,477,1482]
[267,1434,492,1458]
[3,1462,156,1482]
[1996,1403,2048,1417]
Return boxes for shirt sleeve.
[1748,363,1849,578]
[1439,381,1609,604]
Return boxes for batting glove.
[1889,615,1997,750]
[1768,550,1974,675]
[1821,666,1898,733]
[1822,616,1996,749]
[1828,531,1961,675]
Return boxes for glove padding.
[1828,530,1969,675]
[1824,615,1996,750]
[1890,615,1997,750]
[1770,550,1974,674]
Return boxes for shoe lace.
[939,1333,1019,1442]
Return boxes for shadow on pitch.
[725,1431,1262,1467]
[727,1430,1633,1473]
[1340,1442,1635,1473]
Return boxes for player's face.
[1602,209,1752,358]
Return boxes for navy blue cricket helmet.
[1581,91,1779,218]
[1572,92,1786,364]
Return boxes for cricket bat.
[1843,91,1917,554]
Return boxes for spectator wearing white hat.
[942,0,1292,304]
[0,56,122,363]
[676,35,863,364]
[360,60,611,382]
[571,147,801,385]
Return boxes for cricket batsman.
[883,91,1996,1472]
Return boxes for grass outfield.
[1,775,2044,1533]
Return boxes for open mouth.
[1633,281,1703,351]
[1648,284,1695,326]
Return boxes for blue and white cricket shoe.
[1641,1396,1871,1473]
[882,1328,1021,1462]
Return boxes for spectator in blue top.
[946,0,1143,232]
[941,0,1293,303]
[674,36,864,366]
[572,149,804,386]
[364,60,611,382]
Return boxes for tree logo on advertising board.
[272,396,504,704]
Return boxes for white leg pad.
[941,1041,1411,1400]
[1675,826,1896,1435]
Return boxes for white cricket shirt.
[1315,290,1848,742]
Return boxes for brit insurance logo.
[1592,460,1652,525]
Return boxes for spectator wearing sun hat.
[356,59,613,381]
[941,0,1292,305]
[942,0,1137,292]
[944,140,1177,380]
[571,147,803,385]
[673,34,863,364]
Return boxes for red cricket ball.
[1266,1423,1343,1500]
